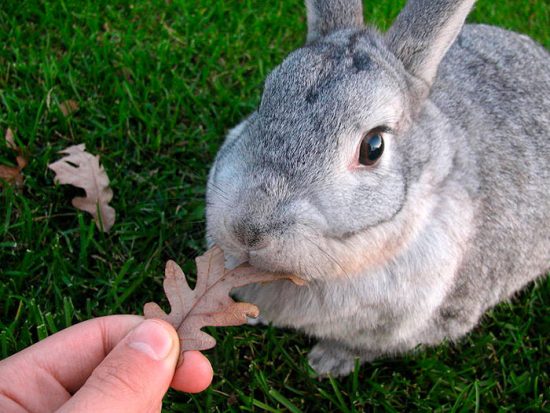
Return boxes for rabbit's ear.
[306,0,364,43]
[386,0,475,90]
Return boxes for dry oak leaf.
[48,144,115,232]
[144,245,305,352]
[0,128,27,188]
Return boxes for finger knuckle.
[90,360,144,397]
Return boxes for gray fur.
[306,0,364,43]
[206,0,550,377]
[387,0,476,90]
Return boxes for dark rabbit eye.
[359,132,384,166]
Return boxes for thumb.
[58,319,179,413]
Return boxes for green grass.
[1,0,549,411]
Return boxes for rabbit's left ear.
[386,0,476,91]
[306,0,364,43]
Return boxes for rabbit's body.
[206,1,549,376]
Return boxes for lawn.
[1,0,549,411]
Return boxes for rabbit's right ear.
[386,0,476,94]
[306,0,364,43]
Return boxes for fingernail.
[128,320,174,360]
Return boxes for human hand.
[0,315,213,412]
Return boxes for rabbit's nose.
[232,220,271,250]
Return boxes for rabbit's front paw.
[307,341,358,377]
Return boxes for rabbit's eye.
[359,132,384,166]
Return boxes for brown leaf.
[144,245,305,353]
[48,144,116,232]
[0,165,23,187]
[59,99,79,117]
[15,155,27,170]
[5,128,16,150]
[0,128,26,188]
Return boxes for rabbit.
[205,0,550,377]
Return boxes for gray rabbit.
[205,0,550,377]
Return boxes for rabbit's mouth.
[248,241,345,281]
[217,240,313,281]
[248,248,290,274]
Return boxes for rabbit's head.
[206,0,475,280]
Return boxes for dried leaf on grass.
[0,128,27,188]
[5,128,16,149]
[48,144,115,232]
[0,165,23,187]
[59,99,79,117]
[144,245,305,353]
